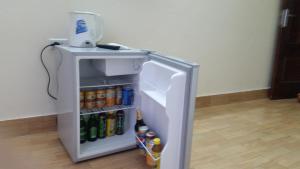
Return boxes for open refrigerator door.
[137,60,187,169]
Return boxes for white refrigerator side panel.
[57,51,78,162]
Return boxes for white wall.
[0,0,70,120]
[71,0,280,97]
[0,0,280,120]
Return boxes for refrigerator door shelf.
[140,89,166,107]
[135,135,160,161]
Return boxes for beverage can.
[115,86,122,105]
[122,87,134,105]
[98,113,106,139]
[106,87,116,107]
[85,100,96,109]
[80,91,85,101]
[85,91,96,100]
[80,101,84,109]
[106,111,116,137]
[85,91,96,109]
[146,131,156,144]
[96,99,106,108]
[96,88,106,99]
[115,110,125,135]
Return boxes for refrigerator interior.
[78,58,187,169]
[79,59,138,158]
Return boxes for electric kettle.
[69,11,104,48]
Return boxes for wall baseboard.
[196,89,268,108]
[0,115,56,139]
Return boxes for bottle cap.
[153,138,160,145]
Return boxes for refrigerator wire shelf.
[135,135,160,161]
[80,105,135,115]
[80,77,134,89]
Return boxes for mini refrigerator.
[56,46,199,169]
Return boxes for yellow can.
[85,100,96,109]
[80,101,84,109]
[85,91,96,101]
[106,112,116,137]
[80,91,85,102]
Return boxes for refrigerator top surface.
[57,46,149,56]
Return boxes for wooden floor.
[0,99,299,169]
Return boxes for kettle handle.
[93,13,104,42]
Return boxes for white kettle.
[69,11,104,48]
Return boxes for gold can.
[80,101,85,109]
[96,89,106,99]
[106,112,116,137]
[80,91,85,102]
[85,91,96,101]
[85,100,96,109]
[106,87,116,107]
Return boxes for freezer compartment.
[139,60,187,169]
[80,58,144,78]
[91,58,144,76]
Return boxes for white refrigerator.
[56,46,199,169]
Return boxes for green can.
[98,113,107,139]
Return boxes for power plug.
[49,38,68,46]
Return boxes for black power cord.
[40,42,60,100]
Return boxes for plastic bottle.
[152,138,162,169]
